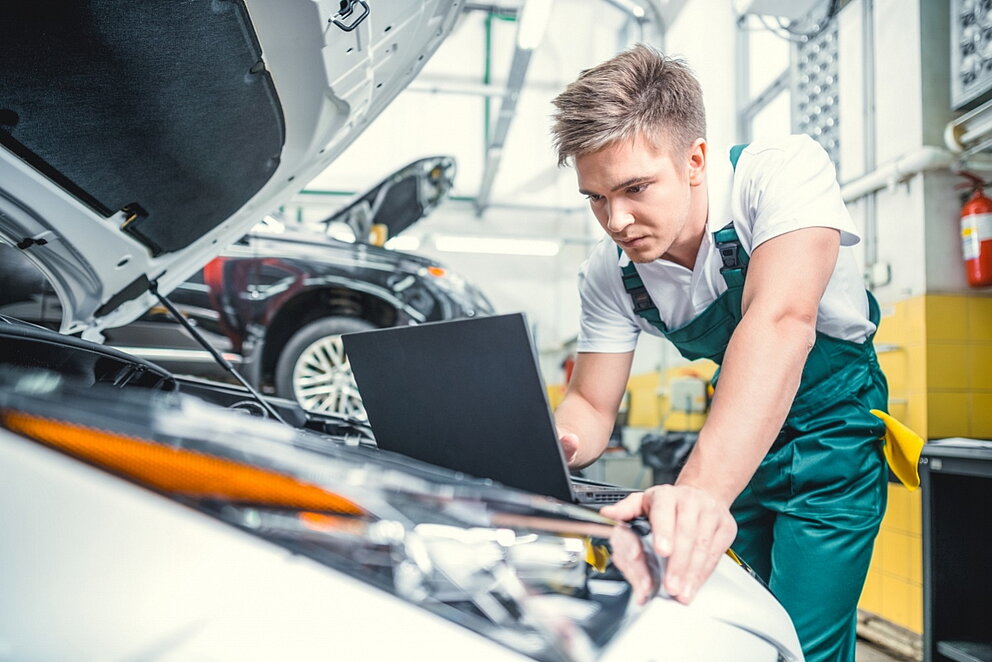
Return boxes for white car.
[0,2,803,660]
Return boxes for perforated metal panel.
[792,20,840,170]
[952,0,992,110]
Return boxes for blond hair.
[551,44,706,166]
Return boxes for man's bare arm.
[676,226,840,503]
[554,351,633,469]
[603,226,841,605]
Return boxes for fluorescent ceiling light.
[384,235,421,251]
[516,0,555,50]
[434,235,560,257]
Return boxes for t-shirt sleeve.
[576,244,641,353]
[737,135,860,249]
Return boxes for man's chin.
[621,246,662,264]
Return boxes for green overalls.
[619,180,889,662]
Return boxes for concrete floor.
[856,639,910,661]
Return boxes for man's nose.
[606,203,635,233]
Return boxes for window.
[736,4,841,170]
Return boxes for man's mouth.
[617,236,647,247]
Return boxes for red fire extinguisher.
[959,173,992,288]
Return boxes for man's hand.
[553,352,633,469]
[601,485,737,605]
[557,428,581,466]
[608,521,663,605]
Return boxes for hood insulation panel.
[0,0,285,256]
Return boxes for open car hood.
[0,367,805,662]
[0,0,460,338]
[318,155,456,244]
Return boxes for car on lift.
[0,155,494,419]
[0,1,804,660]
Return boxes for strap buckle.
[714,225,748,278]
[628,286,655,314]
[716,243,741,269]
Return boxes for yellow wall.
[859,293,992,633]
[626,371,662,428]
[628,361,718,429]
[549,360,718,430]
[860,483,924,633]
[923,295,992,438]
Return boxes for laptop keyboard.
[576,483,633,504]
[585,492,629,504]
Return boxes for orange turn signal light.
[2,410,366,516]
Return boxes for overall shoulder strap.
[716,144,751,289]
[619,247,666,330]
[729,143,747,170]
[713,222,749,289]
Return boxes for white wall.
[289,1,745,382]
[291,0,975,383]
[663,0,740,195]
[840,0,971,300]
[298,0,667,374]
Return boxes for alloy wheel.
[291,334,367,420]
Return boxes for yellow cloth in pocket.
[584,540,610,572]
[870,409,925,490]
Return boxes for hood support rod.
[148,280,286,424]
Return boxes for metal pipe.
[463,2,520,15]
[840,147,951,202]
[406,81,506,97]
[484,11,494,151]
[862,0,880,277]
[474,46,536,214]
[945,94,992,152]
[839,146,992,203]
[735,14,750,143]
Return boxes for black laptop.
[342,313,635,505]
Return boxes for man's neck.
[662,185,709,270]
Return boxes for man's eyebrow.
[578,177,652,196]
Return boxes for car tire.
[274,316,376,418]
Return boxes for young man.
[551,45,888,662]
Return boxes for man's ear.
[688,138,707,186]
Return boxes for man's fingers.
[662,492,701,598]
[644,485,676,557]
[602,485,736,606]
[608,523,659,605]
[676,507,722,604]
[599,491,645,521]
[667,499,738,604]
[557,430,580,463]
[694,516,739,599]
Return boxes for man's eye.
[627,184,646,194]
[585,194,603,203]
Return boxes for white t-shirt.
[576,135,874,354]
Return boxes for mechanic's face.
[575,133,707,265]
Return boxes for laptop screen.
[342,313,575,501]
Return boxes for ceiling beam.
[473,0,554,215]
[473,48,533,215]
